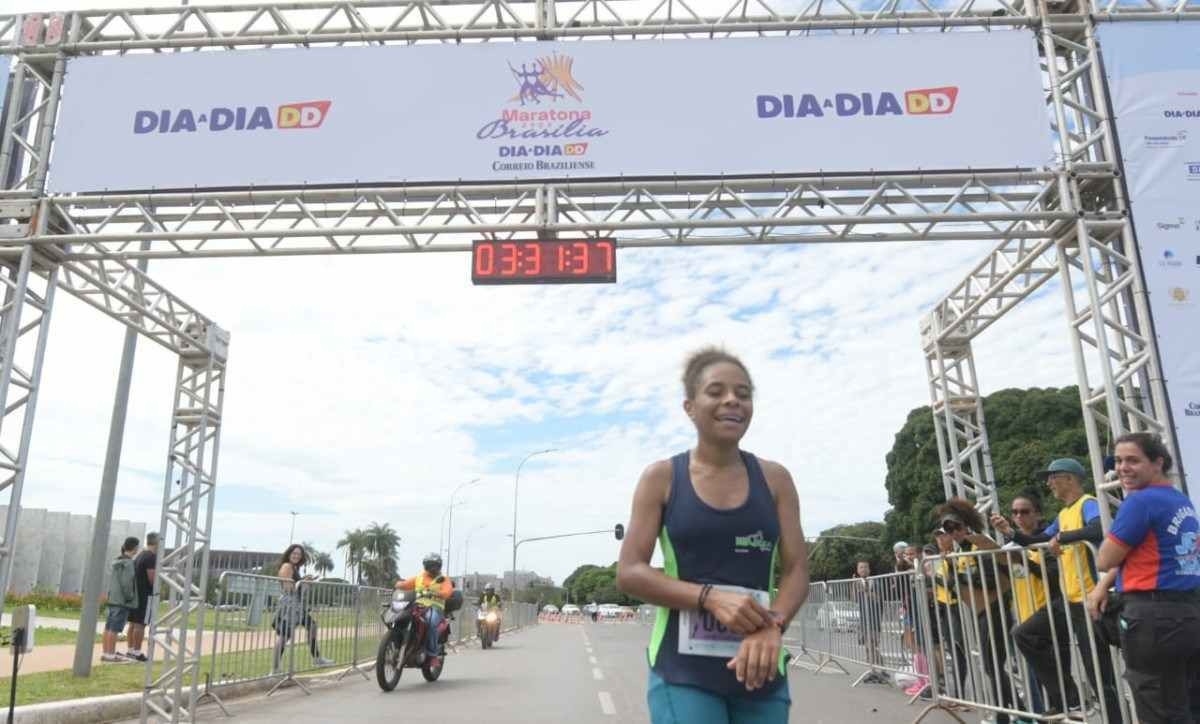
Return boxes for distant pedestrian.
[124,531,158,662]
[102,536,139,663]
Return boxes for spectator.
[124,531,158,662]
[991,491,1060,717]
[934,498,1014,723]
[102,536,139,663]
[893,541,910,572]
[1011,458,1124,722]
[1091,433,1200,723]
[272,544,334,674]
[854,560,887,685]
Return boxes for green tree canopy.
[562,562,641,606]
[883,386,1090,548]
[807,522,891,581]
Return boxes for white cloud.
[7,0,1082,587]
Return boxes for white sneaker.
[313,657,334,667]
[101,653,128,663]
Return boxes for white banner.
[47,32,1050,192]
[1100,23,1200,497]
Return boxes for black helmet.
[423,552,443,576]
[484,582,495,593]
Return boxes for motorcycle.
[375,589,451,691]
[477,608,501,649]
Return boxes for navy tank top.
[648,450,786,698]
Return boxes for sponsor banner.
[47,32,1050,192]
[1100,23,1200,499]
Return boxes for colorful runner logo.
[508,54,585,105]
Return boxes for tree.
[562,563,641,606]
[337,528,369,584]
[883,386,1090,548]
[807,522,890,581]
[360,522,401,587]
[311,550,335,578]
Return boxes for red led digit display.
[471,238,617,285]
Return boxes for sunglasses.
[940,521,964,533]
[1011,508,1035,516]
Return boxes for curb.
[10,666,352,724]
[12,624,537,723]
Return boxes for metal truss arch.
[0,2,1192,721]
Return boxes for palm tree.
[311,550,335,578]
[337,528,368,584]
[362,522,401,587]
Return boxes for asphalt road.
[167,622,964,723]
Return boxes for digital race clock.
[471,239,617,285]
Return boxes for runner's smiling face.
[684,361,753,444]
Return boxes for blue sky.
[9,0,1085,586]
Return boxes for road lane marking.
[598,692,616,716]
[593,667,604,680]
[589,655,597,664]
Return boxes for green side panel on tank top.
[769,542,789,678]
[647,528,679,667]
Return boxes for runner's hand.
[703,589,771,635]
[726,625,782,691]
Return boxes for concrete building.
[0,505,148,596]
[502,570,554,590]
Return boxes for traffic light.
[614,523,625,541]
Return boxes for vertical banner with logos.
[1100,23,1200,498]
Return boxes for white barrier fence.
[194,572,539,710]
[792,543,1136,724]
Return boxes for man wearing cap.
[1011,458,1124,722]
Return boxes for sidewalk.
[5,630,222,676]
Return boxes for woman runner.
[617,348,809,724]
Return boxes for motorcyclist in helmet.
[477,582,503,640]
[395,552,454,669]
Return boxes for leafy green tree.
[563,563,641,605]
[807,522,890,581]
[883,386,1090,548]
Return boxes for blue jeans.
[647,669,790,724]
[425,607,443,656]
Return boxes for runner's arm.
[616,461,705,610]
[763,460,808,628]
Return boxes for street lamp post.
[445,478,480,578]
[511,448,556,603]
[289,511,298,544]
[439,500,466,561]
[463,524,486,591]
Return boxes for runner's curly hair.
[932,497,985,533]
[682,347,754,400]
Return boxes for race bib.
[678,585,771,658]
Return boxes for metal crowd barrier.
[196,572,539,711]
[794,542,1136,724]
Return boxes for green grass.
[0,626,98,646]
[3,606,82,621]
[0,635,362,707]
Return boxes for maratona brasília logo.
[481,53,608,173]
[508,54,586,105]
